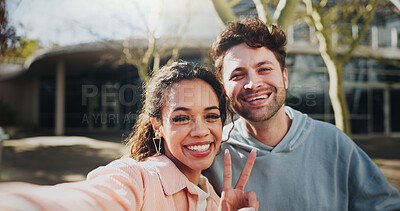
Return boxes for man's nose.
[244,73,262,90]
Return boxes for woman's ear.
[150,117,162,137]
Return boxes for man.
[203,17,400,210]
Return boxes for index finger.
[234,149,256,191]
[222,149,232,190]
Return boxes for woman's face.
[155,79,222,178]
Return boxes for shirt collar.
[147,155,199,196]
[193,175,210,199]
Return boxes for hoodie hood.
[222,106,312,155]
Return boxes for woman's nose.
[190,118,209,137]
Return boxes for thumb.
[244,191,259,210]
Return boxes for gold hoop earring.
[153,132,162,155]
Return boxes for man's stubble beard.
[232,87,286,123]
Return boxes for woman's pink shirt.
[0,155,220,211]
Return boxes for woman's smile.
[184,141,215,157]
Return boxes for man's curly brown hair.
[212,17,287,75]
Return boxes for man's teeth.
[246,95,268,102]
[187,144,211,152]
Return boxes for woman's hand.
[218,149,258,211]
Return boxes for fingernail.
[238,208,255,211]
[225,149,229,155]
[251,148,256,154]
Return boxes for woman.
[0,62,258,210]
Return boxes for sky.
[6,0,224,47]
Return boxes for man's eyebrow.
[255,61,274,68]
[231,61,274,73]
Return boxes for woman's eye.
[205,114,221,122]
[172,116,191,123]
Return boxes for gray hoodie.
[204,106,400,211]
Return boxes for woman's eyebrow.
[205,106,219,111]
[172,107,190,112]
[172,106,219,112]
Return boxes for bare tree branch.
[211,0,237,25]
[339,0,378,63]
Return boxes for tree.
[0,0,18,55]
[211,0,300,32]
[113,0,193,82]
[1,37,40,60]
[119,31,184,82]
[1,0,40,63]
[302,0,379,135]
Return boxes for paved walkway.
[0,136,399,191]
[1,136,123,184]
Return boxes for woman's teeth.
[187,144,211,152]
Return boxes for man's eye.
[172,116,190,123]
[259,68,271,72]
[205,114,221,122]
[231,73,244,80]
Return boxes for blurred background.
[0,0,399,189]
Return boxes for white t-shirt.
[192,175,210,211]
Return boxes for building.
[0,40,210,138]
[0,1,399,139]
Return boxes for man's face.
[221,43,288,122]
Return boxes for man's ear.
[150,117,162,136]
[283,67,289,90]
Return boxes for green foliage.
[0,0,18,55]
[2,37,40,59]
[0,37,41,64]
[1,0,40,62]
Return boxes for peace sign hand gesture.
[218,149,258,211]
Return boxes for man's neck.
[242,106,292,147]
